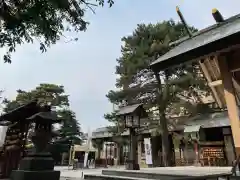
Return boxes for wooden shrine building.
[150,10,240,159]
[0,101,41,178]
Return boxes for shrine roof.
[116,103,144,116]
[150,13,240,72]
[0,100,39,122]
[27,111,60,123]
[185,111,230,128]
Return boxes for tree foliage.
[0,0,114,63]
[105,20,213,166]
[3,83,69,112]
[2,83,82,161]
[57,109,83,145]
[104,110,123,134]
[92,138,104,159]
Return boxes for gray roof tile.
[185,111,230,128]
[116,103,143,116]
[150,14,240,70]
[27,111,59,123]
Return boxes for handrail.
[232,155,240,176]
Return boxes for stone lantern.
[116,103,147,170]
[11,106,60,180]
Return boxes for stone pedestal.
[126,128,139,170]
[11,152,60,180]
[137,141,142,166]
[125,160,140,170]
[11,170,60,180]
[10,108,61,180]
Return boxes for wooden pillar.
[137,141,142,167]
[68,145,73,165]
[218,54,240,157]
[105,143,108,166]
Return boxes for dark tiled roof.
[91,111,231,139]
[0,100,39,122]
[186,111,230,128]
[27,111,59,123]
[116,103,143,116]
[150,14,240,71]
[93,127,110,133]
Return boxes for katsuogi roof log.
[150,13,240,72]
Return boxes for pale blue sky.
[0,0,240,132]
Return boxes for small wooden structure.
[150,10,240,158]
[116,103,148,170]
[68,144,97,168]
[11,108,60,180]
[0,101,40,178]
[116,103,147,128]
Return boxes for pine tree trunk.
[97,146,101,159]
[116,143,121,165]
[154,70,172,166]
[159,113,171,166]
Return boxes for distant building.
[92,110,235,167]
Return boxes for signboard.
[144,138,152,165]
[0,126,8,147]
[84,152,89,168]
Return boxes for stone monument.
[11,107,60,180]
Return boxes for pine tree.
[105,20,212,166]
[3,83,83,161]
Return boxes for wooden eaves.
[150,13,240,109]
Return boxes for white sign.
[144,138,152,165]
[0,126,8,147]
[84,152,89,168]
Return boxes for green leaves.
[9,84,69,107]
[97,0,114,7]
[40,43,47,53]
[104,20,213,166]
[2,83,83,161]
[57,109,82,145]
[105,20,213,129]
[92,138,104,156]
[3,83,81,143]
[3,83,70,114]
[0,0,114,63]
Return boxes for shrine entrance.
[0,101,40,178]
[150,10,240,160]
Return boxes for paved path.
[56,166,233,179]
[56,166,124,179]
[134,166,232,176]
[58,168,102,178]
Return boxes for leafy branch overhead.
[0,0,114,63]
